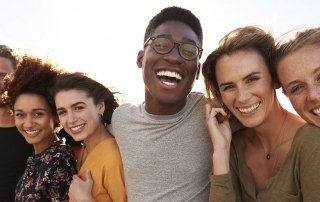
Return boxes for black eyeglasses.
[144,36,203,60]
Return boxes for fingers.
[205,104,228,123]
[84,170,92,181]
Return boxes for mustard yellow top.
[71,138,126,202]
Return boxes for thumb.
[83,170,92,181]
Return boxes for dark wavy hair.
[50,72,119,126]
[2,56,62,117]
[143,6,203,46]
[202,26,276,105]
[0,45,19,69]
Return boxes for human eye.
[57,109,66,117]
[181,44,197,59]
[221,84,235,92]
[316,73,320,83]
[14,112,25,119]
[34,111,45,118]
[74,105,84,111]
[153,38,171,52]
[288,84,305,95]
[246,76,259,83]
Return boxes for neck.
[34,133,58,154]
[83,124,111,153]
[251,105,288,150]
[0,107,15,127]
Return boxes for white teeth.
[25,130,40,135]
[162,81,175,86]
[70,124,84,132]
[238,102,260,113]
[312,107,320,116]
[157,70,182,80]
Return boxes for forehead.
[0,57,14,73]
[216,49,269,80]
[55,89,91,105]
[15,93,49,109]
[277,44,320,82]
[152,20,200,44]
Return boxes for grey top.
[110,92,212,202]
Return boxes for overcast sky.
[1,0,319,112]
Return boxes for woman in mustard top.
[51,72,126,202]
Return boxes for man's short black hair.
[144,6,203,46]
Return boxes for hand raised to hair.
[205,104,232,151]
[205,104,232,175]
[68,171,96,202]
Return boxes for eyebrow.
[14,108,47,112]
[219,72,261,88]
[154,34,197,44]
[312,66,320,74]
[56,101,86,111]
[286,66,320,87]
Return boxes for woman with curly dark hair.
[3,56,77,202]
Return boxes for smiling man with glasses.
[111,6,213,202]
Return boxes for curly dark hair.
[143,6,203,46]
[0,45,19,69]
[50,72,119,126]
[202,26,276,105]
[2,56,62,116]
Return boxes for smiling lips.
[69,124,85,133]
[237,102,261,114]
[312,107,320,116]
[25,129,40,136]
[157,70,182,86]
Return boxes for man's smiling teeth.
[312,107,320,116]
[25,130,40,135]
[70,124,84,132]
[238,102,260,113]
[157,70,182,80]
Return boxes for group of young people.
[0,5,319,202]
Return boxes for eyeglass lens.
[152,37,199,60]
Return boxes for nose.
[307,85,320,103]
[164,44,183,63]
[67,112,77,124]
[24,115,35,127]
[237,88,251,103]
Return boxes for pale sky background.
[1,0,319,113]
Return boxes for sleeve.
[299,127,320,201]
[210,173,236,202]
[209,140,242,202]
[46,147,77,201]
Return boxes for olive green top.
[210,124,320,202]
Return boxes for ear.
[195,63,201,80]
[137,50,144,68]
[97,100,105,115]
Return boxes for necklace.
[265,111,288,160]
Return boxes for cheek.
[288,95,304,111]
[221,93,233,107]
[57,116,67,127]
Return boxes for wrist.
[212,149,230,175]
